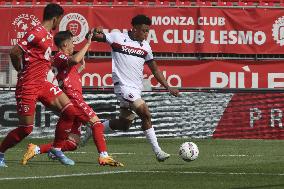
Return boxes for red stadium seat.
[259,0,278,6]
[156,0,170,6]
[196,0,213,6]
[134,0,149,5]
[217,0,234,6]
[239,0,258,6]
[113,0,129,5]
[93,0,115,5]
[176,0,191,6]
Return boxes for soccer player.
[22,30,123,167]
[0,3,77,167]
[84,14,180,162]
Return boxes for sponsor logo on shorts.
[128,93,134,99]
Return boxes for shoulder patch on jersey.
[27,34,35,43]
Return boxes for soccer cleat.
[47,151,58,160]
[22,143,37,165]
[98,156,124,167]
[0,158,7,168]
[156,150,170,162]
[80,126,92,147]
[49,148,75,166]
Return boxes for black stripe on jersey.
[111,42,148,58]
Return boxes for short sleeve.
[145,44,154,63]
[105,32,119,45]
[17,30,40,52]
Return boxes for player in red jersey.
[0,3,77,167]
[21,30,123,167]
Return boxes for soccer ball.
[179,142,199,162]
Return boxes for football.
[179,142,199,161]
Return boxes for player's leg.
[72,99,123,167]
[0,95,36,167]
[133,99,170,162]
[87,116,123,167]
[101,93,135,132]
[39,83,77,165]
[22,136,79,165]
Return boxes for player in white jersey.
[84,15,180,162]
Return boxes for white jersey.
[105,31,154,90]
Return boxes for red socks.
[0,125,33,153]
[91,121,107,153]
[39,140,77,154]
[53,103,77,149]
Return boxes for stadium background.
[1,0,284,139]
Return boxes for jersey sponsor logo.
[59,13,89,44]
[10,14,40,46]
[111,43,148,58]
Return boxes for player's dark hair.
[131,14,151,26]
[54,30,73,48]
[43,3,64,21]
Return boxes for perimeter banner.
[2,6,284,54]
[80,59,284,89]
[1,91,284,139]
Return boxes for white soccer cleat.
[80,126,92,147]
[156,150,170,162]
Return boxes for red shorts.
[16,82,63,116]
[66,90,96,124]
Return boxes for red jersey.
[17,25,53,88]
[52,51,82,95]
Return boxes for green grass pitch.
[0,138,284,189]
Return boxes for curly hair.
[131,14,151,26]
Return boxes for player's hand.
[93,26,104,39]
[85,26,104,41]
[87,29,94,44]
[168,87,180,97]
[94,26,103,34]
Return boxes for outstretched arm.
[147,60,180,97]
[77,58,85,73]
[10,45,23,72]
[85,26,106,42]
[68,29,94,65]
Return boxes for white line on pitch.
[0,171,130,181]
[1,170,284,181]
[65,152,136,155]
[214,154,264,157]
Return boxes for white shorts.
[114,84,142,108]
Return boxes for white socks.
[143,127,161,154]
[99,151,109,158]
[35,145,41,155]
